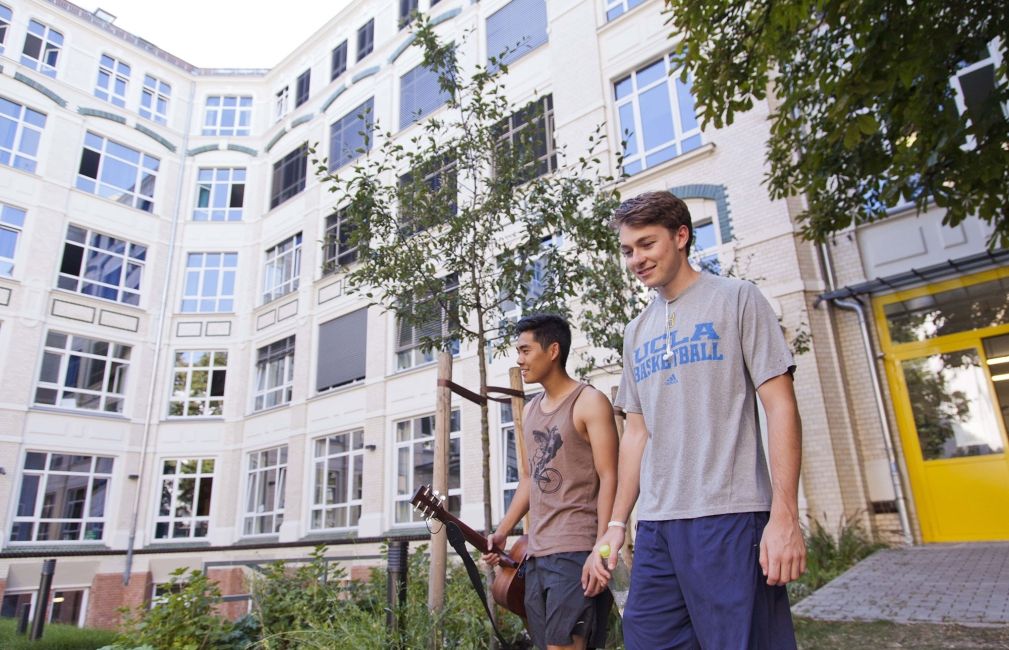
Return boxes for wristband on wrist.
[607,520,627,529]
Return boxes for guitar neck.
[429,506,519,569]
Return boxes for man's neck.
[657,263,701,302]
[538,369,578,401]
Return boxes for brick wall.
[86,572,152,630]
[207,567,247,621]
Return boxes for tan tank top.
[524,383,599,556]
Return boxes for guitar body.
[489,535,528,619]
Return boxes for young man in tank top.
[593,191,806,649]
[482,313,619,650]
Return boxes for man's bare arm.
[592,411,647,581]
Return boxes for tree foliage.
[316,16,621,532]
[664,0,1009,247]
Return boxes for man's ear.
[549,341,561,361]
[676,224,690,252]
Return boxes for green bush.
[788,514,887,602]
[0,617,116,649]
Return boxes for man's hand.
[759,514,806,586]
[590,526,626,584]
[481,531,508,567]
[581,552,606,597]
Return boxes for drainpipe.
[123,79,198,584]
[819,242,914,545]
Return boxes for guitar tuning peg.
[439,494,447,503]
[432,490,441,497]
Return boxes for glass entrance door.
[878,270,1009,542]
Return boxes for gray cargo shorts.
[524,551,612,649]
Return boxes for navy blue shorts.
[622,512,796,650]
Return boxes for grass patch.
[0,617,116,649]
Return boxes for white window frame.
[357,19,374,61]
[9,451,114,543]
[323,209,357,273]
[0,202,26,277]
[34,331,131,413]
[243,446,287,536]
[202,95,252,136]
[0,96,47,173]
[254,336,295,411]
[139,74,170,124]
[614,56,702,175]
[94,54,130,108]
[499,402,520,515]
[0,4,11,55]
[168,350,227,417]
[181,252,237,313]
[604,0,644,22]
[393,410,461,525]
[21,19,62,77]
[310,430,365,531]
[262,233,302,303]
[396,276,459,371]
[76,131,159,212]
[275,86,289,121]
[154,458,215,540]
[57,224,146,306]
[194,167,245,222]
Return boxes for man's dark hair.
[609,191,694,256]
[515,313,572,368]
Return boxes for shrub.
[788,514,887,602]
[0,617,116,650]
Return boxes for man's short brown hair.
[609,191,694,256]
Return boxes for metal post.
[386,539,410,637]
[16,602,30,635]
[29,559,56,640]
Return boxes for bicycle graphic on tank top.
[531,426,564,494]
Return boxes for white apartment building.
[0,0,1006,630]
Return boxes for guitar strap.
[445,521,513,649]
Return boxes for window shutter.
[400,65,449,129]
[317,309,368,391]
[486,0,548,67]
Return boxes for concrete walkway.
[792,542,1009,626]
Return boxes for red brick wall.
[85,572,152,630]
[207,568,247,621]
[0,578,6,601]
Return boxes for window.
[194,168,245,221]
[202,95,252,136]
[270,144,308,208]
[400,63,450,129]
[94,54,130,107]
[275,86,289,121]
[331,41,348,80]
[692,214,723,273]
[615,57,702,175]
[398,157,458,234]
[952,42,1006,151]
[295,69,311,107]
[329,98,374,171]
[76,132,159,211]
[357,19,374,61]
[311,430,364,530]
[495,94,556,182]
[317,308,367,391]
[400,0,419,29]
[0,4,13,54]
[21,19,62,77]
[323,209,357,272]
[58,224,146,306]
[396,275,459,370]
[181,252,237,313]
[394,410,461,523]
[139,74,170,124]
[34,331,130,413]
[262,233,301,303]
[0,202,26,276]
[9,452,113,543]
[244,446,287,535]
[254,336,295,411]
[486,0,548,67]
[155,458,215,539]
[0,96,46,173]
[604,0,644,21]
[500,402,520,513]
[500,234,562,323]
[169,351,227,417]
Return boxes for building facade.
[0,0,1005,629]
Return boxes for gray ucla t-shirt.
[614,272,795,520]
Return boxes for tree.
[315,17,621,540]
[663,0,1009,248]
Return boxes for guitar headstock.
[411,484,448,522]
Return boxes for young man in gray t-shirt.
[592,191,806,649]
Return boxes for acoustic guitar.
[411,484,528,619]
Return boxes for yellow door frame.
[873,266,1009,542]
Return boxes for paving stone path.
[792,542,1009,626]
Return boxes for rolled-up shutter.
[317,308,367,391]
[486,0,548,68]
